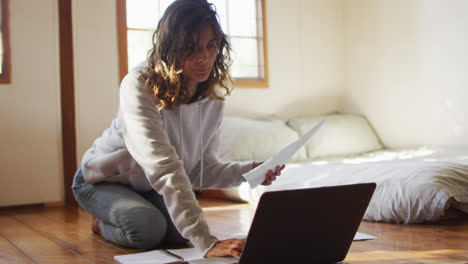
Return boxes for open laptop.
[235,183,376,264]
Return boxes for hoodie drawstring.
[179,110,184,162]
[199,103,204,190]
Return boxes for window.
[117,0,268,88]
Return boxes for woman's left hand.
[252,162,285,186]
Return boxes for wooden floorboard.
[0,198,467,264]
[12,210,128,264]
[0,216,90,263]
[0,232,36,264]
[350,219,468,263]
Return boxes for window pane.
[230,37,259,78]
[127,0,159,29]
[209,0,228,33]
[228,0,257,37]
[127,30,154,71]
[231,65,259,79]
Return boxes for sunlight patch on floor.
[201,204,253,212]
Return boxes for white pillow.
[287,114,383,159]
[220,116,307,162]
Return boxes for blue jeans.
[72,167,188,249]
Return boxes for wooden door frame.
[58,0,78,207]
[0,0,11,83]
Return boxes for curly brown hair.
[141,0,233,110]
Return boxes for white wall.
[73,0,120,163]
[343,0,468,148]
[0,0,63,206]
[225,0,344,118]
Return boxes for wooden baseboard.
[199,189,228,200]
[43,201,65,207]
[198,189,247,203]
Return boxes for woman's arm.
[190,109,284,189]
[119,70,217,255]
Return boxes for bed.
[218,114,468,224]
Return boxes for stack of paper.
[114,248,238,264]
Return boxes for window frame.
[116,0,268,88]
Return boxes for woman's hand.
[205,238,247,258]
[252,162,285,186]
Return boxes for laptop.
[236,183,376,264]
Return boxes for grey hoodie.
[81,64,252,255]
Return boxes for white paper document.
[242,119,326,188]
[114,248,238,264]
[114,250,180,264]
[354,232,377,241]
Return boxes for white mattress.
[231,147,468,224]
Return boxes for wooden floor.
[1,197,467,264]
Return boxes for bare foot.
[92,216,101,235]
[440,198,464,220]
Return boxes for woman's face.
[183,25,219,88]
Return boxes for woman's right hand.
[205,238,247,258]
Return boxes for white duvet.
[232,147,468,224]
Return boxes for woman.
[72,0,283,258]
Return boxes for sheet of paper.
[189,258,238,264]
[166,248,202,261]
[114,248,238,264]
[242,119,326,188]
[354,232,376,241]
[167,248,237,263]
[114,249,180,264]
